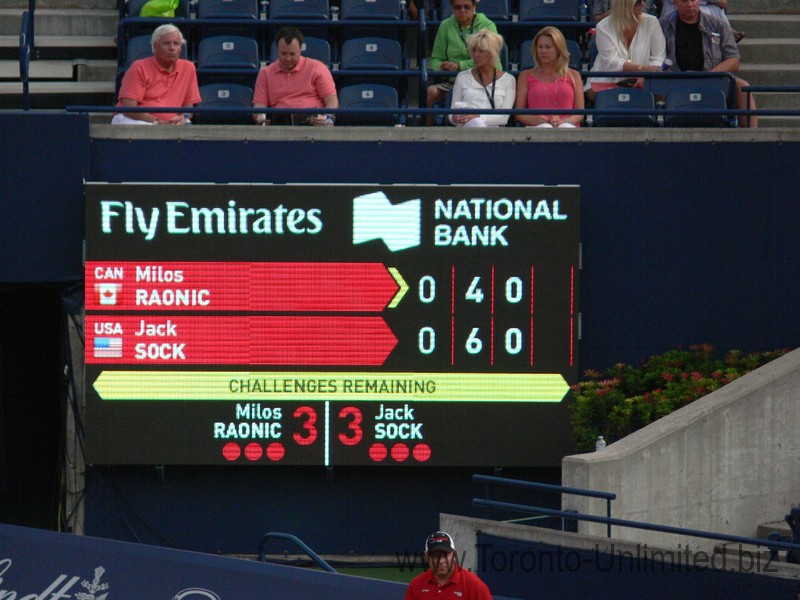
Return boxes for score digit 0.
[416,273,528,356]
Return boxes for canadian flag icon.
[95,283,121,305]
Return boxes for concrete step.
[757,519,793,540]
[0,34,116,59]
[0,57,72,79]
[0,79,115,108]
[753,91,800,111]
[728,0,799,14]
[738,38,800,65]
[0,0,116,7]
[739,64,800,87]
[1,57,116,81]
[757,116,800,129]
[0,8,117,37]
[727,14,800,39]
[713,541,792,564]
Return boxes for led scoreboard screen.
[85,184,580,466]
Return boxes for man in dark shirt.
[661,0,756,127]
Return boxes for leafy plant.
[571,344,788,452]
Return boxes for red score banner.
[86,315,398,365]
[86,261,400,312]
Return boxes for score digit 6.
[338,406,363,446]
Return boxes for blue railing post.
[19,11,30,111]
[27,0,35,57]
[257,532,337,573]
[472,474,617,537]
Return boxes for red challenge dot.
[266,442,285,461]
[369,443,388,462]
[244,443,263,461]
[222,442,241,461]
[391,443,409,462]
[413,444,431,462]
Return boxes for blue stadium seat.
[592,88,656,127]
[127,0,191,18]
[196,0,259,41]
[588,35,598,69]
[339,0,404,42]
[124,34,156,67]
[340,36,402,70]
[122,0,192,47]
[340,0,402,20]
[518,0,579,21]
[193,83,254,124]
[337,83,399,125]
[197,0,259,18]
[518,37,581,70]
[269,0,330,19]
[197,35,260,86]
[439,0,510,20]
[338,37,405,100]
[645,74,734,105]
[664,87,729,128]
[270,36,332,68]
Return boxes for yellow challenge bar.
[93,371,570,403]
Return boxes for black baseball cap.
[425,531,456,553]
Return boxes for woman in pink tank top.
[514,26,584,128]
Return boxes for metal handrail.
[19,11,30,110]
[26,0,35,56]
[472,498,800,558]
[474,474,615,538]
[257,532,337,573]
[743,85,800,128]
[67,104,800,125]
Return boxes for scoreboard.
[85,184,580,466]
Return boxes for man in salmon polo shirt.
[252,27,339,126]
[112,24,201,125]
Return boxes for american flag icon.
[94,337,122,358]
[95,283,121,305]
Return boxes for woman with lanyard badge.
[426,0,498,123]
[449,29,515,127]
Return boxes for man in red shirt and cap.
[404,531,493,600]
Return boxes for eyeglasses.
[452,3,474,10]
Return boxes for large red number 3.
[293,406,317,446]
[338,406,363,446]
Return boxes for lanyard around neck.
[458,14,476,48]
[477,68,497,109]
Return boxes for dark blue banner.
[0,523,406,599]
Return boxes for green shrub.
[571,344,789,453]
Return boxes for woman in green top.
[426,0,498,112]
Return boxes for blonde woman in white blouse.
[449,29,516,128]
[587,0,666,98]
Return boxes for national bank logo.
[352,191,421,252]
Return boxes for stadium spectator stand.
[1,0,799,126]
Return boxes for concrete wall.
[440,514,800,600]
[562,348,800,551]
